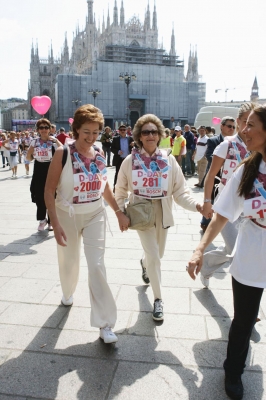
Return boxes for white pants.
[56,206,117,328]
[137,200,168,300]
[201,217,241,279]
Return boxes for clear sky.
[1,0,266,102]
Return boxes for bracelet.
[115,209,121,213]
[204,199,212,203]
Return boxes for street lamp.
[119,72,137,125]
[88,89,101,106]
[72,99,82,108]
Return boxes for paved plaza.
[0,160,265,399]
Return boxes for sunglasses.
[39,126,50,130]
[224,124,235,129]
[141,130,159,136]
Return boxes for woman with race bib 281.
[115,114,202,321]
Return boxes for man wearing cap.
[111,124,134,191]
[172,126,186,168]
[57,127,69,145]
[193,126,208,187]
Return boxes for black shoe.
[140,259,150,284]
[3,165,5,168]
[153,299,164,321]
[225,377,243,400]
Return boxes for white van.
[194,106,239,132]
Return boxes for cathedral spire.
[251,76,259,101]
[87,0,94,25]
[152,2,157,30]
[113,0,118,26]
[120,0,125,27]
[107,6,110,29]
[50,40,54,63]
[35,40,39,63]
[146,1,151,30]
[102,12,105,32]
[31,40,34,62]
[170,24,176,56]
[63,32,69,64]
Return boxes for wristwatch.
[204,199,212,203]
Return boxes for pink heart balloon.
[69,118,74,124]
[31,96,52,115]
[212,117,221,125]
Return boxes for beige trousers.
[197,157,208,184]
[56,206,117,328]
[137,200,168,300]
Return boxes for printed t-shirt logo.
[131,148,170,198]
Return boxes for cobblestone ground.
[0,158,265,399]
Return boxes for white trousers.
[56,206,117,328]
[201,216,241,279]
[137,200,168,300]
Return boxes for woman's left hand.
[116,212,130,232]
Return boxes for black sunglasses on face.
[224,124,235,129]
[141,130,159,136]
[39,126,50,130]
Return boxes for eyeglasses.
[141,130,159,136]
[224,124,235,129]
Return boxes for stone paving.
[0,159,265,399]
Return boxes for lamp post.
[72,99,81,113]
[88,89,101,106]
[119,72,137,125]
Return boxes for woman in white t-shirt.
[187,103,266,400]
[2,131,19,178]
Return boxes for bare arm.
[26,145,35,161]
[102,182,130,232]
[44,148,66,246]
[202,155,225,218]
[187,212,228,280]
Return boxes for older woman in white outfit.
[115,114,202,321]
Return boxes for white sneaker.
[48,224,53,231]
[61,295,73,306]
[100,327,118,343]
[11,174,15,179]
[26,171,29,175]
[38,219,47,231]
[200,273,209,288]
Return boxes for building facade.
[28,0,206,128]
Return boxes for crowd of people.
[1,101,266,399]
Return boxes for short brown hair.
[36,118,51,130]
[133,114,165,148]
[72,104,104,139]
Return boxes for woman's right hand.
[187,249,203,280]
[53,224,67,247]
